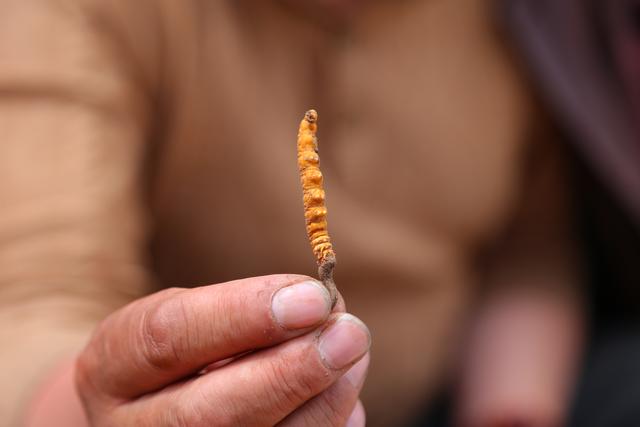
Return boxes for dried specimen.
[297,109,337,306]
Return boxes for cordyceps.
[297,109,338,307]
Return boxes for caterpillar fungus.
[297,109,338,307]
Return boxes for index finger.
[76,274,339,399]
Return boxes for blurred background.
[1,0,640,426]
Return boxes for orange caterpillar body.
[297,109,337,305]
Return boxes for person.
[0,1,586,426]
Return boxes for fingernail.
[346,401,366,427]
[345,352,370,388]
[318,314,371,370]
[272,281,331,329]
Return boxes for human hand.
[74,274,370,426]
[457,289,583,427]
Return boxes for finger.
[181,290,347,376]
[277,353,369,427]
[346,400,366,427]
[76,274,335,399]
[116,313,371,427]
[198,290,347,375]
[457,291,582,427]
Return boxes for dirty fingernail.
[318,314,371,370]
[272,281,331,329]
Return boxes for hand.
[457,289,583,427]
[74,274,371,426]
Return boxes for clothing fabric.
[0,1,576,425]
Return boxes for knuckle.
[314,387,351,426]
[170,413,195,427]
[139,296,189,371]
[194,391,237,427]
[74,352,94,396]
[175,388,237,427]
[264,351,330,409]
[167,407,201,427]
[74,325,122,418]
[305,406,338,427]
[74,320,113,398]
[288,388,351,427]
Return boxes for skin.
[457,288,583,427]
[25,275,371,426]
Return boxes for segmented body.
[297,109,337,305]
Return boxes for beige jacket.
[0,0,576,425]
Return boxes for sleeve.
[0,0,156,423]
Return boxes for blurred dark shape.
[503,0,640,320]
[506,1,640,424]
[569,328,640,427]
[412,1,640,425]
